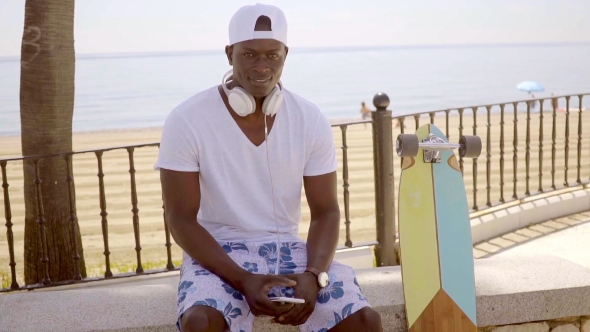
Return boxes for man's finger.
[276,305,302,324]
[267,275,297,287]
[291,305,313,325]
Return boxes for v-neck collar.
[215,85,282,150]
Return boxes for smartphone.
[269,297,305,304]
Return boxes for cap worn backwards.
[228,3,288,46]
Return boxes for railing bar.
[472,107,479,210]
[65,154,82,280]
[399,117,406,173]
[551,97,557,190]
[512,102,519,199]
[538,100,544,193]
[565,96,571,187]
[376,93,590,120]
[525,101,531,196]
[486,106,492,207]
[576,95,583,184]
[458,108,464,175]
[1,161,19,289]
[127,148,143,274]
[0,143,161,163]
[499,104,506,203]
[341,125,352,247]
[95,151,113,278]
[445,110,450,139]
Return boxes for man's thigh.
[176,253,255,332]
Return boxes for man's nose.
[253,57,270,74]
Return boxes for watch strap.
[305,267,322,278]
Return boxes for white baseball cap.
[228,3,288,46]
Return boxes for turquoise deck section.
[430,124,477,324]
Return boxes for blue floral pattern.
[177,281,194,305]
[333,303,355,324]
[222,282,244,301]
[176,241,371,332]
[257,242,303,274]
[281,287,295,298]
[318,281,345,304]
[222,242,249,254]
[194,269,211,276]
[242,262,258,273]
[353,277,367,301]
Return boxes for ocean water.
[1,43,589,136]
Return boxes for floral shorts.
[176,241,371,332]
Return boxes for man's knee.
[181,305,227,332]
[353,307,382,329]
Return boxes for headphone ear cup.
[228,87,256,117]
[262,87,284,116]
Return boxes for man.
[155,4,382,332]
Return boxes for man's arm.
[303,171,340,273]
[160,169,250,290]
[273,171,340,325]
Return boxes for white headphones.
[221,69,284,117]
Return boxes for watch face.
[318,272,330,288]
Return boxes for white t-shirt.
[154,86,337,243]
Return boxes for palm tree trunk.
[20,0,86,285]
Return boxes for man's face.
[225,39,288,98]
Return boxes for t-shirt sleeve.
[153,109,200,172]
[303,114,338,176]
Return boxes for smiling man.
[155,4,382,332]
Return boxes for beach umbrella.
[516,81,545,93]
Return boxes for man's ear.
[225,45,233,65]
[285,46,289,59]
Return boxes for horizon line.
[1,40,589,61]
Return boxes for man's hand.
[273,272,320,326]
[239,274,298,317]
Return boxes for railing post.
[371,92,399,266]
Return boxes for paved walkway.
[473,211,590,269]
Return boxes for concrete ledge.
[471,188,590,244]
[2,255,590,332]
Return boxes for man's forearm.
[168,217,250,291]
[305,210,340,272]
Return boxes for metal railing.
[392,93,589,213]
[1,92,589,292]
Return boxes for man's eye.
[243,53,253,58]
[269,54,278,59]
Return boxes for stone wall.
[1,254,590,332]
[479,316,590,332]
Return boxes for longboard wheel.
[459,135,482,158]
[396,134,420,157]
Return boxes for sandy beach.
[1,107,589,284]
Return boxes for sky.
[0,0,589,57]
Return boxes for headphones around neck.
[221,69,284,117]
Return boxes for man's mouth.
[249,77,271,84]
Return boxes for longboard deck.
[398,124,477,332]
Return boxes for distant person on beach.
[360,101,371,128]
[530,93,538,112]
[155,4,382,332]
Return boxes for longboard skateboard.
[396,124,481,332]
